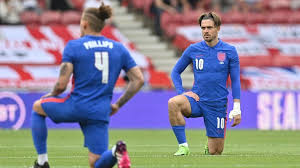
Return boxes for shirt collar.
[202,38,222,49]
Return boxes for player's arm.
[111,67,144,115]
[111,44,144,116]
[171,47,192,95]
[228,47,241,127]
[43,41,75,98]
[44,63,73,98]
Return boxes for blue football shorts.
[185,95,228,138]
[41,95,109,155]
[79,120,109,155]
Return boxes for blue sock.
[94,150,117,168]
[31,111,48,154]
[172,125,187,144]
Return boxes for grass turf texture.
[0,130,299,168]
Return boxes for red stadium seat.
[20,11,40,25]
[164,23,178,37]
[160,12,182,32]
[246,13,267,24]
[160,12,172,31]
[172,34,192,51]
[131,0,144,9]
[149,70,172,89]
[182,11,202,25]
[221,12,246,24]
[61,11,82,25]
[266,0,291,11]
[71,0,85,11]
[143,0,154,17]
[267,11,291,24]
[37,0,47,10]
[40,11,62,25]
[115,77,126,87]
[288,11,300,24]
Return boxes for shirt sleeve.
[62,41,75,63]
[121,45,137,72]
[229,46,241,99]
[171,46,192,94]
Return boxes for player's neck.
[205,38,219,47]
[84,30,100,37]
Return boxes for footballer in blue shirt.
[168,12,241,156]
[31,3,144,168]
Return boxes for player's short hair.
[83,3,112,32]
[198,12,221,28]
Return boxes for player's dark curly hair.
[83,3,112,32]
[198,12,221,28]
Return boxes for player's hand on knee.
[229,101,241,127]
[229,109,241,127]
[110,104,119,116]
[183,91,199,102]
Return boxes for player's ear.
[82,20,89,30]
[216,26,220,31]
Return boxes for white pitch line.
[0,166,87,168]
[0,156,86,159]
[129,154,300,157]
[1,144,299,148]
[1,164,300,168]
[133,164,300,168]
[1,153,300,159]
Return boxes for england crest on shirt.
[217,52,226,64]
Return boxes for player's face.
[201,19,220,42]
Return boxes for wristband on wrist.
[233,101,240,110]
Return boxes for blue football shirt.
[171,40,241,106]
[62,35,137,121]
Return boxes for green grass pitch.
[0,129,300,168]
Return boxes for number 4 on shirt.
[95,52,109,84]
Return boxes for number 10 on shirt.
[195,58,204,70]
[95,52,109,84]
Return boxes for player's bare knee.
[88,161,94,168]
[88,152,100,168]
[217,147,224,155]
[209,147,223,155]
[168,97,179,111]
[88,157,96,168]
[33,100,41,112]
[208,148,218,155]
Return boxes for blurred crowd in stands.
[0,0,114,25]
[149,0,300,35]
[1,0,300,26]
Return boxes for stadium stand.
[61,11,82,25]
[40,11,62,25]
[0,0,172,90]
[1,0,300,90]
[126,0,300,90]
[20,11,40,25]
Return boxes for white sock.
[38,154,48,165]
[111,145,116,157]
[179,143,188,147]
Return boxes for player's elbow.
[56,86,66,93]
[170,70,176,78]
[55,83,67,93]
[170,70,180,81]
